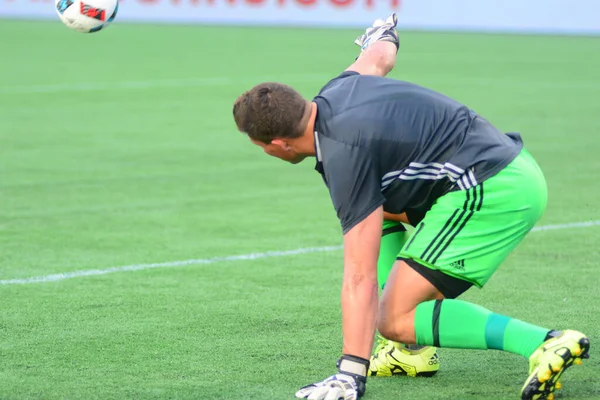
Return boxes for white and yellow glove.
[295,355,369,400]
[354,13,400,51]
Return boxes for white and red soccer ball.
[55,0,118,33]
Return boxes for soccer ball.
[55,0,119,33]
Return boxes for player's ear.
[271,139,290,151]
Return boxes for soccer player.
[232,14,590,400]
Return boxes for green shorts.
[398,149,547,294]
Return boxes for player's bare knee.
[376,315,394,341]
[377,311,414,343]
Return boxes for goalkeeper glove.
[295,355,369,400]
[354,13,399,52]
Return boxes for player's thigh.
[380,259,444,314]
[378,259,444,339]
[399,148,547,293]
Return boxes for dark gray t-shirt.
[313,71,523,234]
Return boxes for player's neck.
[288,102,318,157]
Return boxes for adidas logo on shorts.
[449,259,465,270]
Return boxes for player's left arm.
[346,13,400,78]
[296,141,385,399]
[296,207,382,400]
[341,206,383,358]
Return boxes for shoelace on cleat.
[373,336,391,355]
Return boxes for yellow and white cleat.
[521,330,590,400]
[369,336,440,377]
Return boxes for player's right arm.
[346,13,400,78]
[346,41,398,78]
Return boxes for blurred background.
[1,1,599,400]
[2,0,600,34]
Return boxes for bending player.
[232,14,589,400]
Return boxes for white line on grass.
[1,220,599,286]
[0,246,343,285]
[530,220,600,232]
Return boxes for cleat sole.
[521,331,590,400]
[578,337,591,358]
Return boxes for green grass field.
[1,19,599,399]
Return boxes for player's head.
[233,82,314,164]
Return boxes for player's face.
[250,138,306,164]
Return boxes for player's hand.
[295,374,362,400]
[295,355,369,400]
[354,13,399,51]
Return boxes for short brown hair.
[233,82,308,143]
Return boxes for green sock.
[414,299,550,358]
[378,221,407,289]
